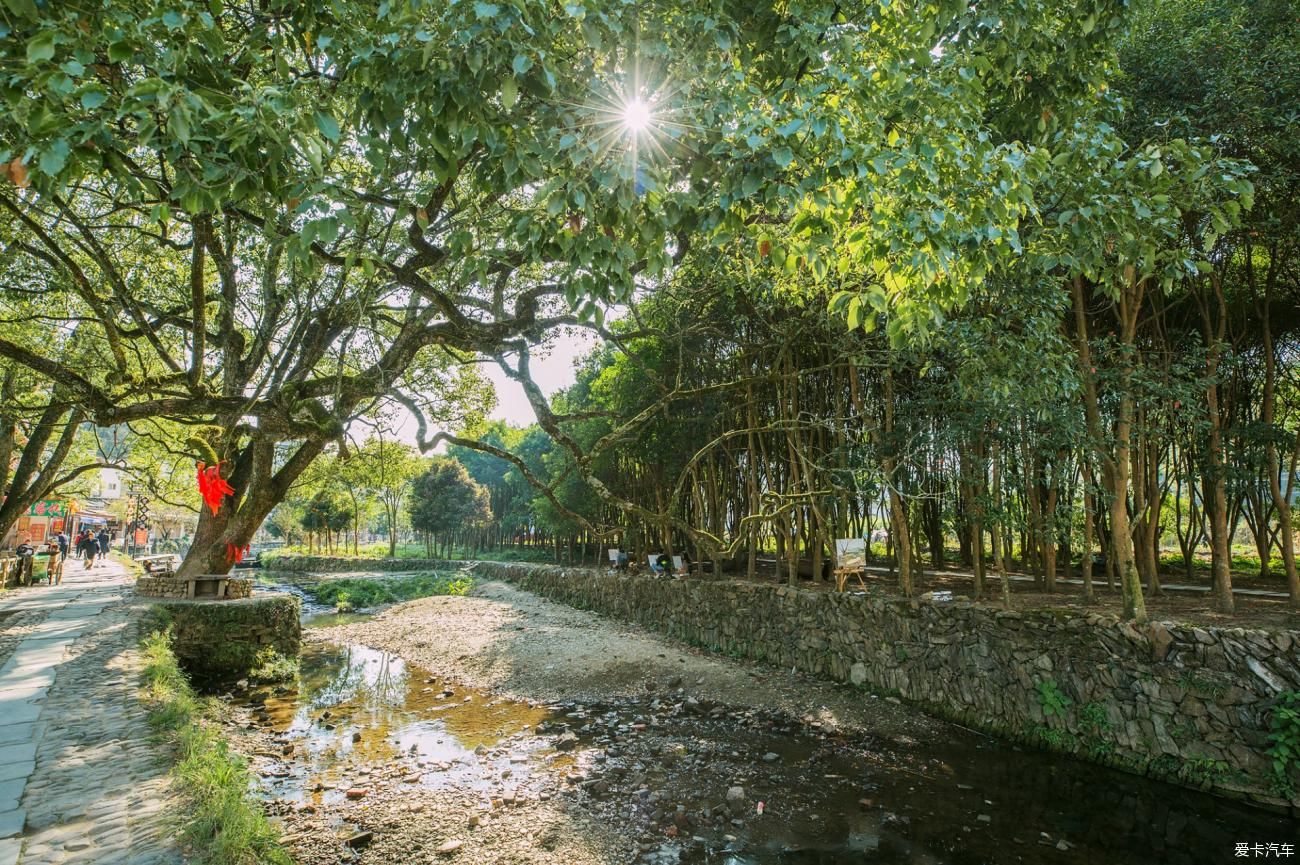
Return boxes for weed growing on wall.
[1035,680,1073,719]
[1267,691,1300,797]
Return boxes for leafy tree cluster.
[0,0,1143,576]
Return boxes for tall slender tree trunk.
[990,430,1012,609]
[1071,275,1146,622]
[1256,262,1300,607]
[1081,458,1096,602]
[1199,273,1235,614]
[881,367,913,596]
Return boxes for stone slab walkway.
[0,559,183,865]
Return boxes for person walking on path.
[97,528,110,567]
[79,530,97,569]
[56,529,69,561]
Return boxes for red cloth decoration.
[225,543,250,565]
[196,461,235,515]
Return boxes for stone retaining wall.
[467,561,1300,813]
[148,594,300,687]
[135,575,253,599]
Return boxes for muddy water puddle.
[247,642,564,806]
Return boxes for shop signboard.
[28,500,67,518]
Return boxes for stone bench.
[138,554,179,576]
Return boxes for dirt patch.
[677,563,1300,630]
[854,569,1300,630]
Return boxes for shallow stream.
[246,574,1296,865]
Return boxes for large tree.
[0,0,1153,575]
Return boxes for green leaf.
[500,77,518,109]
[170,106,190,143]
[315,112,341,143]
[474,2,499,19]
[776,119,803,137]
[2,0,38,19]
[38,139,70,177]
[26,31,55,64]
[846,295,862,329]
[108,42,133,63]
[512,54,532,75]
[80,89,108,111]
[772,146,794,168]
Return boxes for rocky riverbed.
[218,578,1298,865]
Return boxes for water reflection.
[255,643,558,805]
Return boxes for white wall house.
[91,467,124,500]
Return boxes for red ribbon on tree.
[196,461,235,515]
[225,543,250,565]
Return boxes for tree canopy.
[0,0,1287,609]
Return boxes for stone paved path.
[0,559,183,865]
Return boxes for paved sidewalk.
[0,560,183,865]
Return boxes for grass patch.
[302,570,474,611]
[247,647,298,685]
[141,629,291,865]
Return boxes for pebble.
[436,839,464,854]
[345,788,369,799]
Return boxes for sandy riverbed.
[222,579,943,865]
[317,580,936,738]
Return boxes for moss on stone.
[149,595,300,689]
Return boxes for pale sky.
[378,326,602,450]
[482,326,601,425]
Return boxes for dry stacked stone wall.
[148,594,301,687]
[468,561,1300,812]
[135,575,254,599]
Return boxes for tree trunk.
[1200,273,1235,614]
[1071,275,1146,621]
[177,434,326,578]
